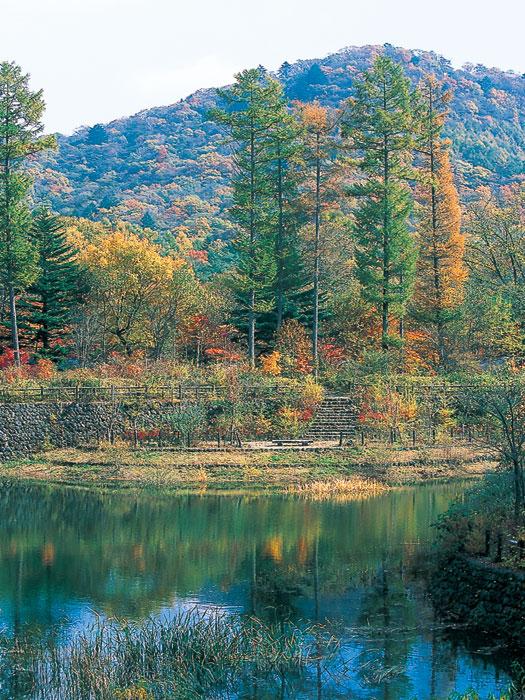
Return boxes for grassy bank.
[0,443,495,491]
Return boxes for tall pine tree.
[267,85,307,333]
[0,62,55,364]
[412,74,466,368]
[211,69,280,366]
[343,55,417,351]
[21,209,82,356]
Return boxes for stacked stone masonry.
[0,402,173,460]
[432,555,525,649]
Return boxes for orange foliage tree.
[260,350,281,376]
[358,381,418,436]
[412,75,467,368]
[276,320,312,376]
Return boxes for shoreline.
[0,444,497,492]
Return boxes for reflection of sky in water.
[0,483,515,698]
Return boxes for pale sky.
[3,0,524,134]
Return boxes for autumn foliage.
[1,55,524,386]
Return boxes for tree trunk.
[275,145,285,331]
[398,272,404,339]
[513,457,524,520]
[41,298,50,350]
[248,116,256,368]
[428,85,446,368]
[248,290,255,369]
[312,132,321,378]
[382,83,390,352]
[8,285,20,367]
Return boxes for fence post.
[495,533,502,563]
[339,431,343,447]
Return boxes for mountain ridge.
[32,43,525,243]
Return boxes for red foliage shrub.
[0,348,29,368]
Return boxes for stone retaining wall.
[432,555,525,649]
[0,402,175,460]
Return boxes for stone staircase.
[304,396,358,442]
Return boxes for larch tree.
[412,74,466,368]
[296,101,335,374]
[0,62,55,365]
[211,69,280,366]
[342,55,417,351]
[267,90,305,333]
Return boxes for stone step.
[314,411,356,415]
[305,434,354,438]
[320,404,353,407]
[320,405,354,409]
[311,411,355,416]
[310,419,355,423]
[306,427,356,432]
[316,413,357,420]
[303,396,357,440]
[313,413,356,417]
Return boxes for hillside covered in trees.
[32,44,525,247]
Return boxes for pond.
[0,480,515,698]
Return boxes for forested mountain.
[32,44,525,247]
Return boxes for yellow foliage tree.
[466,184,525,305]
[146,258,202,360]
[79,231,177,356]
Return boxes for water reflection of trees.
[0,480,501,698]
[0,482,460,626]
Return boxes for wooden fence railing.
[346,424,496,447]
[0,383,296,404]
[333,381,477,396]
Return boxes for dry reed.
[288,477,387,501]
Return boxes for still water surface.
[0,481,514,698]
